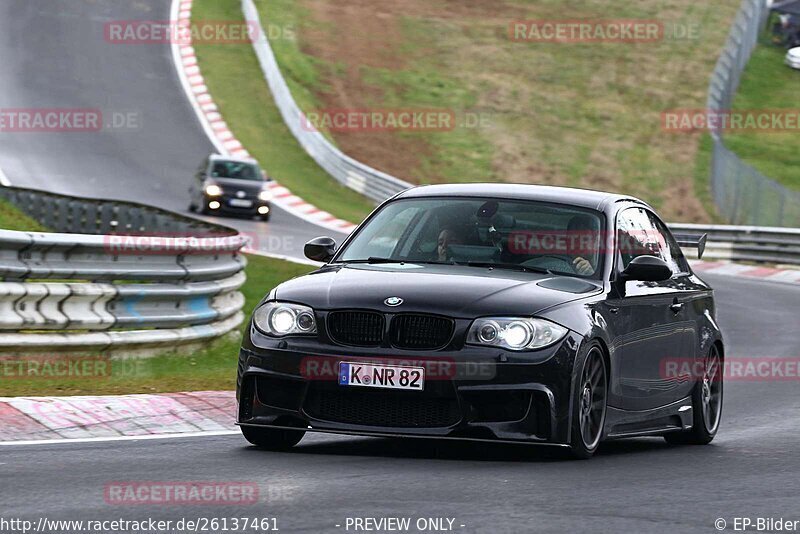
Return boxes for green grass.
[250,0,741,222]
[191,0,375,223]
[0,199,49,231]
[725,44,800,190]
[0,254,313,396]
[359,17,495,185]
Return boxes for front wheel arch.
[567,338,610,459]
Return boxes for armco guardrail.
[0,184,229,235]
[242,0,411,203]
[671,223,800,266]
[0,185,247,352]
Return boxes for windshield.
[336,197,605,279]
[210,160,261,181]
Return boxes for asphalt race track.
[1,275,798,533]
[0,0,346,260]
[0,2,799,533]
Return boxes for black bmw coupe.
[237,184,723,458]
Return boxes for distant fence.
[0,185,247,353]
[707,0,800,227]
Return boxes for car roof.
[209,153,258,165]
[395,183,650,212]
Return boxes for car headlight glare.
[253,302,317,337]
[467,317,567,351]
[503,321,532,348]
[258,190,272,201]
[205,184,223,196]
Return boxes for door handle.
[608,306,620,314]
[670,302,684,313]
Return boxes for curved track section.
[0,1,798,532]
[0,0,346,260]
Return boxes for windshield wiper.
[459,261,552,275]
[337,258,456,265]
[334,257,402,264]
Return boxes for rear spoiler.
[673,233,707,259]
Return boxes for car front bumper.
[203,194,270,216]
[237,327,584,446]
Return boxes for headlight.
[204,184,223,196]
[258,190,272,201]
[467,317,567,350]
[253,302,317,337]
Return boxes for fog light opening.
[258,206,270,215]
[208,201,221,210]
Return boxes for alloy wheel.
[579,347,607,450]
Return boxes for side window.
[616,207,667,270]
[648,214,690,274]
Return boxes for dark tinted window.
[210,160,261,181]
[647,213,690,274]
[337,197,605,279]
[616,207,686,274]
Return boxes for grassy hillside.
[254,0,740,222]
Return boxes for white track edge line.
[0,430,239,447]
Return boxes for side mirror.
[304,236,336,263]
[620,255,672,282]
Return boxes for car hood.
[273,263,602,318]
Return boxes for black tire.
[664,344,723,445]
[188,200,197,212]
[260,212,271,222]
[568,342,608,459]
[241,425,305,450]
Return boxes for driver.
[437,227,464,262]
[567,215,598,275]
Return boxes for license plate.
[229,199,253,208]
[338,362,424,391]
